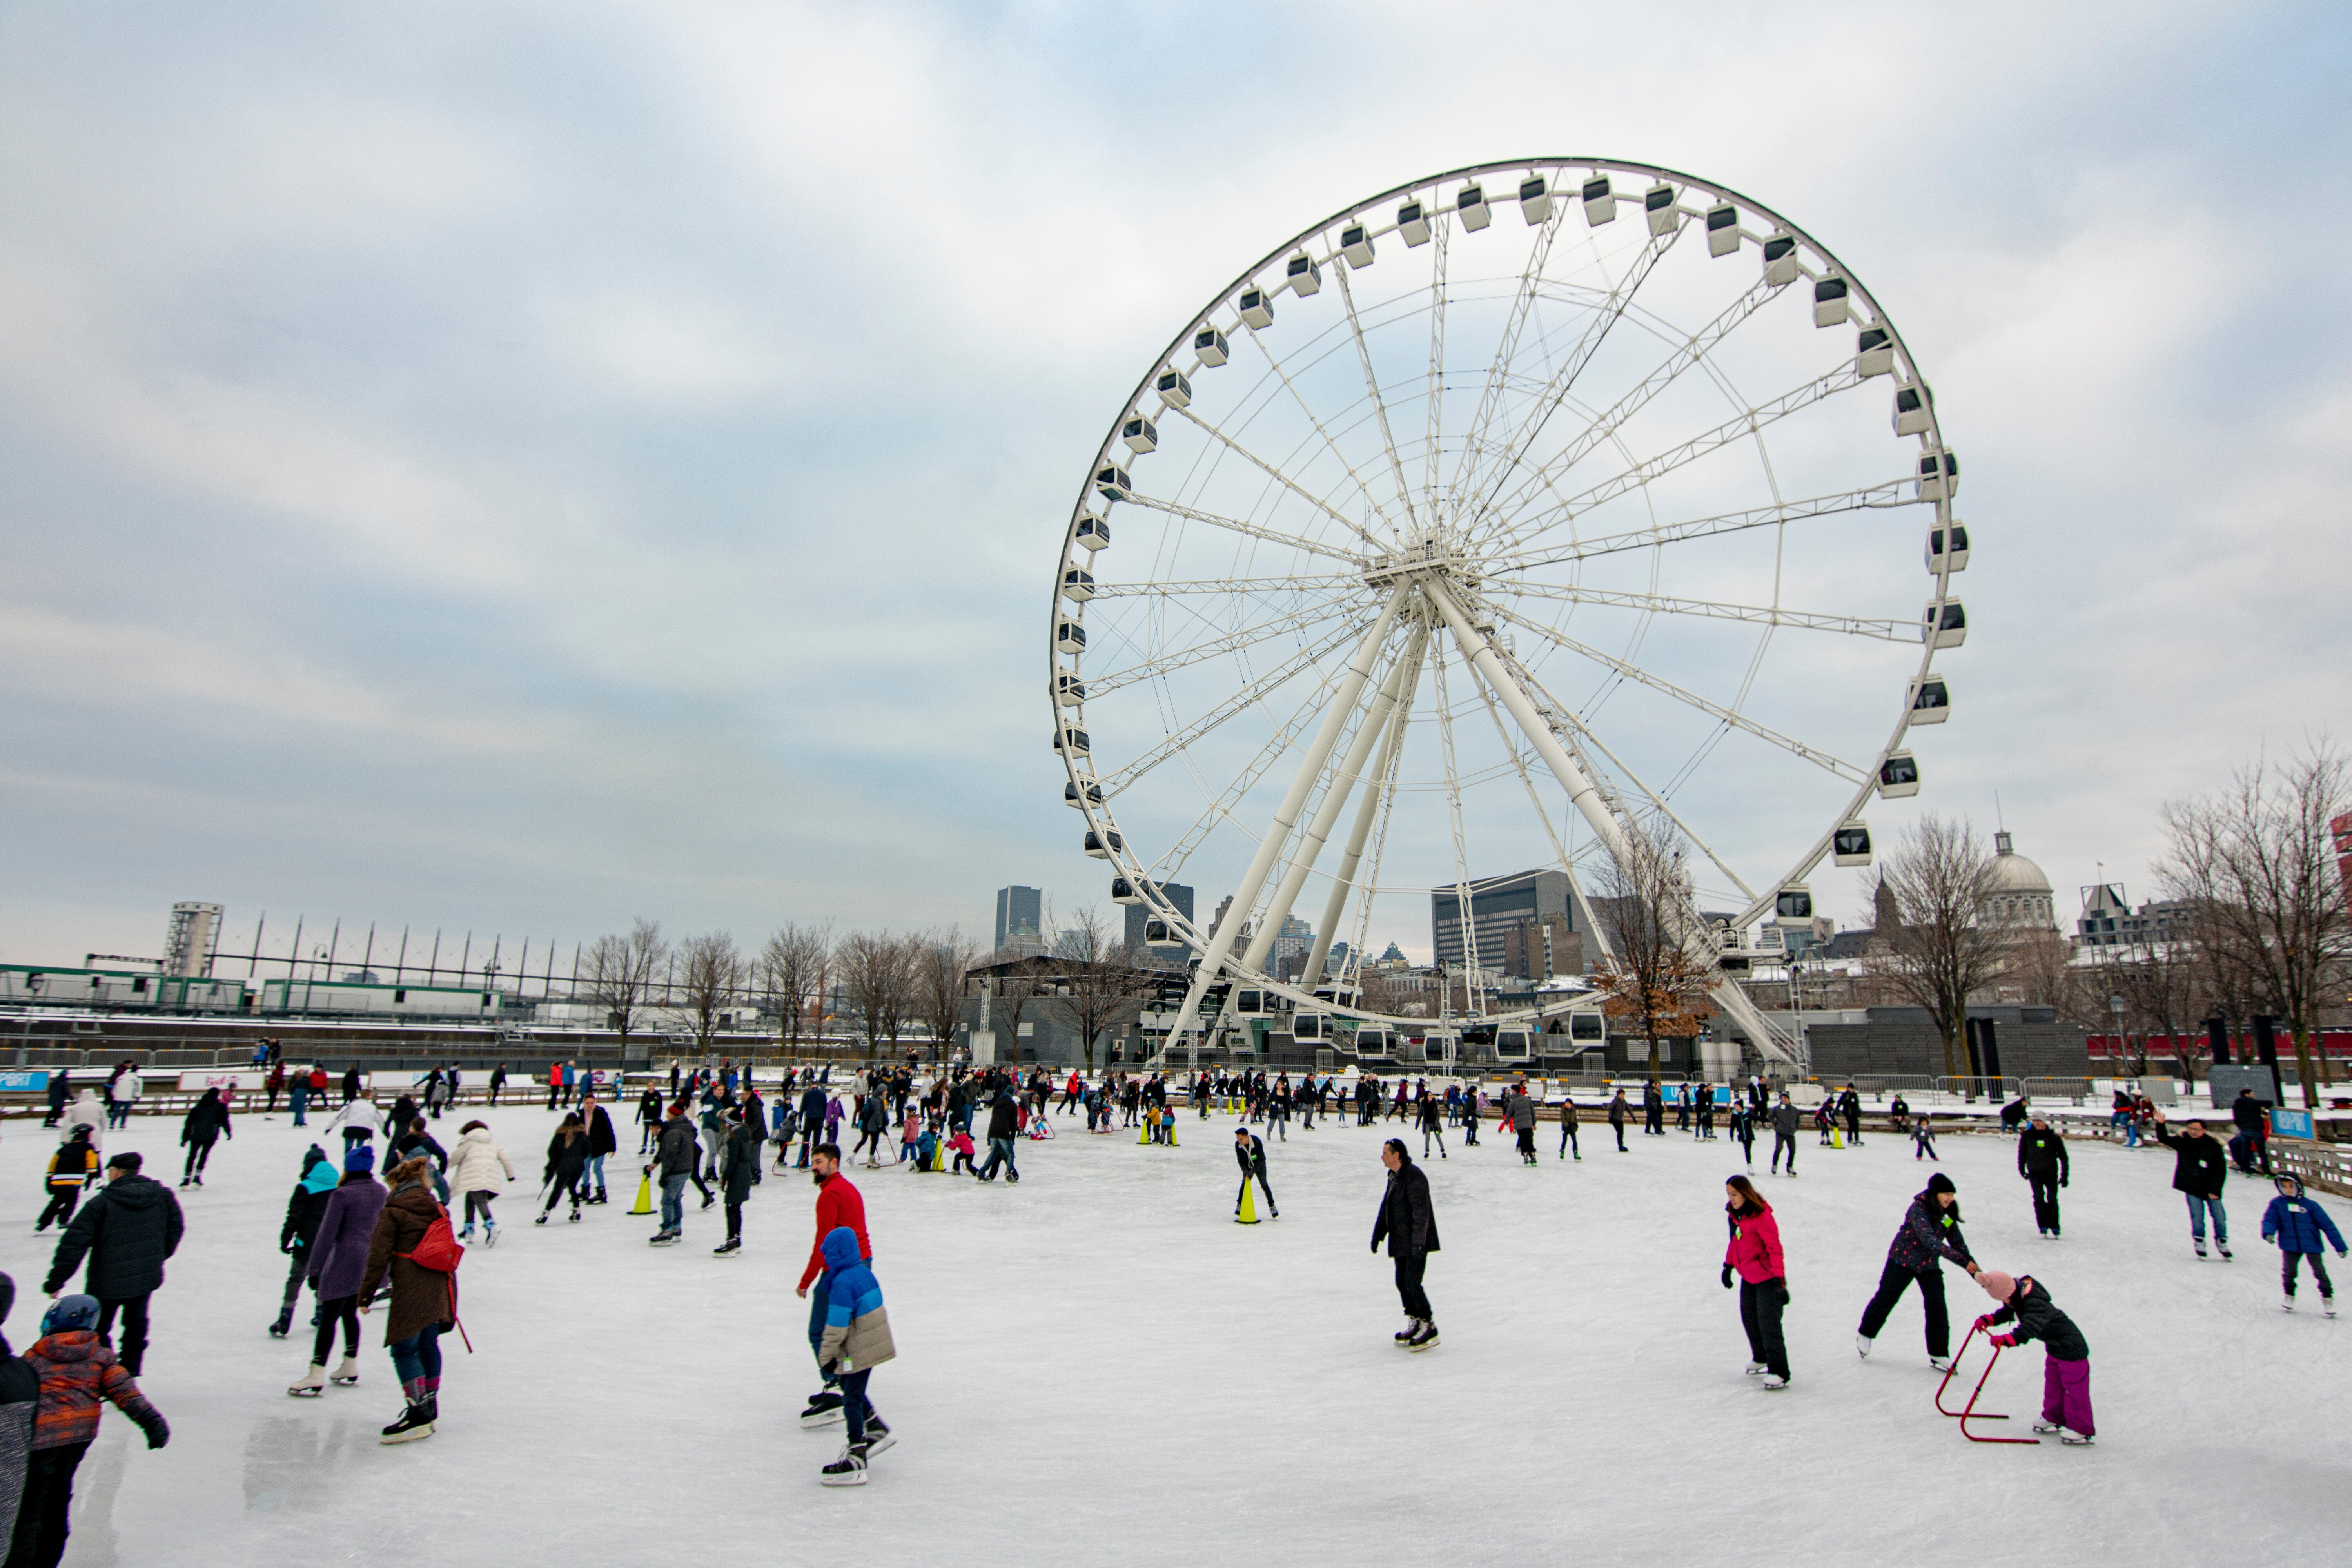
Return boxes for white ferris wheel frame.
[1049,158,1962,1066]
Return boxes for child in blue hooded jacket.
[2261,1174,2347,1316]
[815,1225,897,1485]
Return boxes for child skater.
[2263,1173,2347,1315]
[946,1125,977,1176]
[1972,1270,2092,1445]
[1913,1113,1939,1162]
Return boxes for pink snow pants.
[2041,1356,2092,1437]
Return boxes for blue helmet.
[41,1294,99,1334]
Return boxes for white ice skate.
[1760,1374,1789,1390]
[482,1220,498,1248]
[1744,1361,1768,1376]
[1855,1334,1873,1360]
[330,1357,361,1386]
[1929,1355,1955,1374]
[2031,1419,2063,1435]
[2058,1428,2094,1445]
[287,1364,327,1398]
[2327,1299,2339,1318]
[2282,1296,2296,1312]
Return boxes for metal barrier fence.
[2272,1140,2352,1200]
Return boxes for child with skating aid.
[946,1128,977,1176]
[2261,1174,2347,1315]
[912,1123,940,1173]
[1972,1270,2092,1445]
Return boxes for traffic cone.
[628,1170,653,1215]
[1236,1179,1261,1225]
[1138,1119,1152,1145]
[1167,1120,1178,1148]
[1831,1128,1844,1149]
[931,1140,946,1172]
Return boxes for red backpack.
[397,1205,470,1348]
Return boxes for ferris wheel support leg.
[1240,627,1421,979]
[1709,978,1804,1073]
[1303,629,1423,991]
[1163,585,1410,1042]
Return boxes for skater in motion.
[647,1101,701,1245]
[714,1107,762,1256]
[289,1145,383,1397]
[1912,1112,1939,1161]
[1769,1093,1800,1176]
[356,1155,457,1445]
[12,1294,169,1568]
[2262,1173,2347,1314]
[796,1145,873,1432]
[1233,1127,1278,1219]
[1722,1174,1790,1388]
[1557,1091,1580,1160]
[1855,1172,1980,1372]
[269,1147,337,1338]
[1972,1270,2094,1444]
[2017,1112,2069,1237]
[537,1113,590,1225]
[1416,1088,1446,1161]
[813,1225,897,1485]
[1608,1089,1630,1152]
[1506,1082,1538,1165]
[178,1086,232,1188]
[448,1120,515,1244]
[2152,1109,2232,1259]
[42,1153,182,1379]
[36,1127,99,1234]
[1372,1139,1440,1351]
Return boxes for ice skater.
[448,1120,514,1244]
[1608,1089,1630,1152]
[797,1144,874,1430]
[715,1107,761,1256]
[1506,1082,1538,1165]
[1972,1269,2093,1444]
[1557,1093,1580,1160]
[178,1087,232,1188]
[813,1225,897,1485]
[1234,1126,1278,1218]
[537,1113,589,1225]
[1855,1172,1980,1372]
[1913,1113,1939,1161]
[1372,1139,1439,1350]
[15,1293,169,1566]
[2152,1108,2232,1259]
[37,1127,100,1234]
[1769,1093,1800,1176]
[1722,1174,1790,1388]
[1727,1101,1754,1172]
[1416,1090,1447,1161]
[2017,1112,2069,1237]
[2262,1173,2346,1314]
[289,1144,383,1396]
[269,1146,336,1336]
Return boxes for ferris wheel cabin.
[1238,288,1274,330]
[1121,417,1158,454]
[1517,175,1551,225]
[1352,1027,1396,1064]
[1094,465,1132,502]
[1154,368,1191,408]
[1082,829,1123,858]
[1285,252,1321,296]
[1061,568,1094,603]
[1776,884,1813,921]
[1907,676,1951,724]
[1645,182,1678,236]
[1494,1028,1535,1065]
[1916,448,1959,501]
[1813,276,1850,327]
[1924,598,1967,648]
[1763,232,1800,286]
[1340,223,1375,268]
[1879,751,1921,798]
[1581,175,1614,226]
[1074,515,1110,551]
[1194,327,1229,367]
[1706,201,1740,256]
[1054,617,1086,655]
[1926,523,1969,574]
[1833,820,1874,867]
[1893,382,1933,437]
[1054,671,1086,706]
[1857,324,1895,377]
[1111,878,1143,905]
[1054,723,1090,756]
[1456,183,1489,231]
[1397,200,1430,246]
[1063,778,1103,808]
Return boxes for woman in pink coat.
[1723,1174,1791,1388]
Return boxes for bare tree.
[581,918,667,1054]
[676,931,745,1053]
[837,931,917,1057]
[1046,905,1151,1072]
[2097,941,2207,1083]
[1868,815,2012,1082]
[760,921,833,1050]
[2157,740,2352,1107]
[913,927,981,1063]
[1588,821,1716,1077]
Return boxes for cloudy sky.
[2,0,2346,977]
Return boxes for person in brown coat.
[358,1156,454,1445]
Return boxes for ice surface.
[1,1094,2344,1567]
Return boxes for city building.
[1980,831,2058,931]
[1123,881,1194,955]
[164,902,223,978]
[1431,869,1574,973]
[2074,884,2196,949]
[993,886,1044,956]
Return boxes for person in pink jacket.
[1722,1174,1791,1388]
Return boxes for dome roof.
[1984,831,2051,894]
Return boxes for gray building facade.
[1432,869,1573,973]
[994,886,1044,955]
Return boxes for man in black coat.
[1233,1127,1277,1219]
[1372,1138,1440,1351]
[2230,1088,2271,1175]
[41,1154,185,1375]
[976,1088,1021,1182]
[2152,1109,2232,1259]
[2017,1113,2071,1236]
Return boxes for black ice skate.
[1405,1321,1440,1352]
[800,1391,846,1428]
[819,1443,871,1486]
[380,1400,436,1445]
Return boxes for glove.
[1990,1334,2017,1349]
[1770,1280,1790,1307]
[1721,1264,1734,1290]
[139,1414,170,1450]
[1973,1314,1994,1334]
[2060,1176,2069,1188]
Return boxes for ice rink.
[1,1090,2344,1566]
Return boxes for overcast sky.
[2,0,2346,975]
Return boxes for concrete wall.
[1803,1007,2093,1081]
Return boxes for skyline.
[4,2,2348,966]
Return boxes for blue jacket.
[2262,1188,2347,1254]
[817,1225,896,1371]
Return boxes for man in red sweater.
[795,1145,872,1428]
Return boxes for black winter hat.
[0,1271,14,1327]
[1926,1172,1957,1196]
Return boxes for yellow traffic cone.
[1138,1119,1152,1145]
[931,1139,947,1172]
[1166,1120,1178,1148]
[1236,1179,1261,1225]
[628,1170,654,1215]
[1831,1127,1844,1149]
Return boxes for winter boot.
[287,1364,327,1398]
[800,1390,846,1428]
[1405,1320,1440,1352]
[269,1307,294,1339]
[713,1238,742,1257]
[380,1399,436,1445]
[819,1443,871,1486]
[331,1357,361,1386]
[1855,1334,1874,1359]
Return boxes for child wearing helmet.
[2261,1173,2348,1316]
[14,1293,167,1563]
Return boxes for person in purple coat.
[288,1145,387,1397]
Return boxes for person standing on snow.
[795,1145,874,1429]
[1971,1270,2093,1444]
[2152,1108,2232,1259]
[1855,1171,1980,1371]
[289,1145,384,1397]
[1233,1127,1278,1219]
[1722,1174,1791,1389]
[41,1153,183,1379]
[2017,1113,2070,1238]
[448,1120,515,1244]
[1372,1139,1440,1351]
[2262,1174,2347,1314]
[1769,1093,1801,1176]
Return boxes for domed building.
[1980,830,2058,931]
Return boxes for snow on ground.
[0,1094,2343,1567]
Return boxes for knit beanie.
[1926,1172,1956,1196]
[344,1143,377,1174]
[1976,1270,2015,1302]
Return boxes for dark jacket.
[1770,1102,1801,1138]
[584,1105,619,1158]
[1372,1160,1439,1257]
[543,1130,589,1183]
[280,1158,340,1252]
[1234,1134,1267,1176]
[359,1181,454,1347]
[393,1129,449,1173]
[1987,1276,2088,1361]
[654,1115,700,1177]
[1607,1095,1628,1127]
[1886,1192,1974,1275]
[2231,1094,2268,1136]
[986,1094,1018,1141]
[2156,1126,2227,1198]
[2262,1186,2348,1254]
[2017,1127,2069,1180]
[307,1173,388,1298]
[636,1089,663,1127]
[43,1174,185,1299]
[722,1120,761,1201]
[180,1091,232,1145]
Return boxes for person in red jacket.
[1722,1174,1791,1388]
[794,1145,873,1429]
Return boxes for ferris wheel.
[1050,159,1964,1064]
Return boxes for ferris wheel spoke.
[1246,328,1407,546]
[1491,583,1926,644]
[1117,493,1358,565]
[1445,205,1565,512]
[1484,601,1869,784]
[1091,620,1365,796]
[1084,600,1363,697]
[1481,361,1868,557]
[1422,219,1449,530]
[1149,682,1333,881]
[1166,407,1388,556]
[1085,569,1363,600]
[1333,262,1420,533]
[1504,481,1913,572]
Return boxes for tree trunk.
[1646,1032,1659,1078]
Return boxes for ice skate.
[535,1214,549,1225]
[1405,1320,1439,1352]
[482,1220,498,1247]
[860,1415,896,1456]
[713,1238,742,1257]
[2058,1428,2094,1446]
[800,1391,846,1428]
[380,1400,435,1444]
[1395,1319,1421,1345]
[287,1364,327,1398]
[648,1229,681,1246]
[567,1206,581,1223]
[819,1443,870,1485]
[459,1224,475,1242]
[1929,1355,1955,1374]
[2194,1240,2208,1258]
[1855,1334,1873,1359]
[2218,1243,2233,1260]
[268,1308,293,1339]
[2031,1419,2063,1435]
[2283,1295,2296,1312]
[1744,1361,1768,1376]
[2325,1298,2338,1318]
[1760,1374,1788,1390]
[330,1357,361,1386]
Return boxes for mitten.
[1770,1280,1791,1307]
[1989,1334,2017,1349]
[1721,1264,1734,1289]
[138,1413,170,1450]
[1973,1314,1994,1334]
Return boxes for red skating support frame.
[1933,1324,2040,1444]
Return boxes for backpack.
[397,1205,472,1349]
